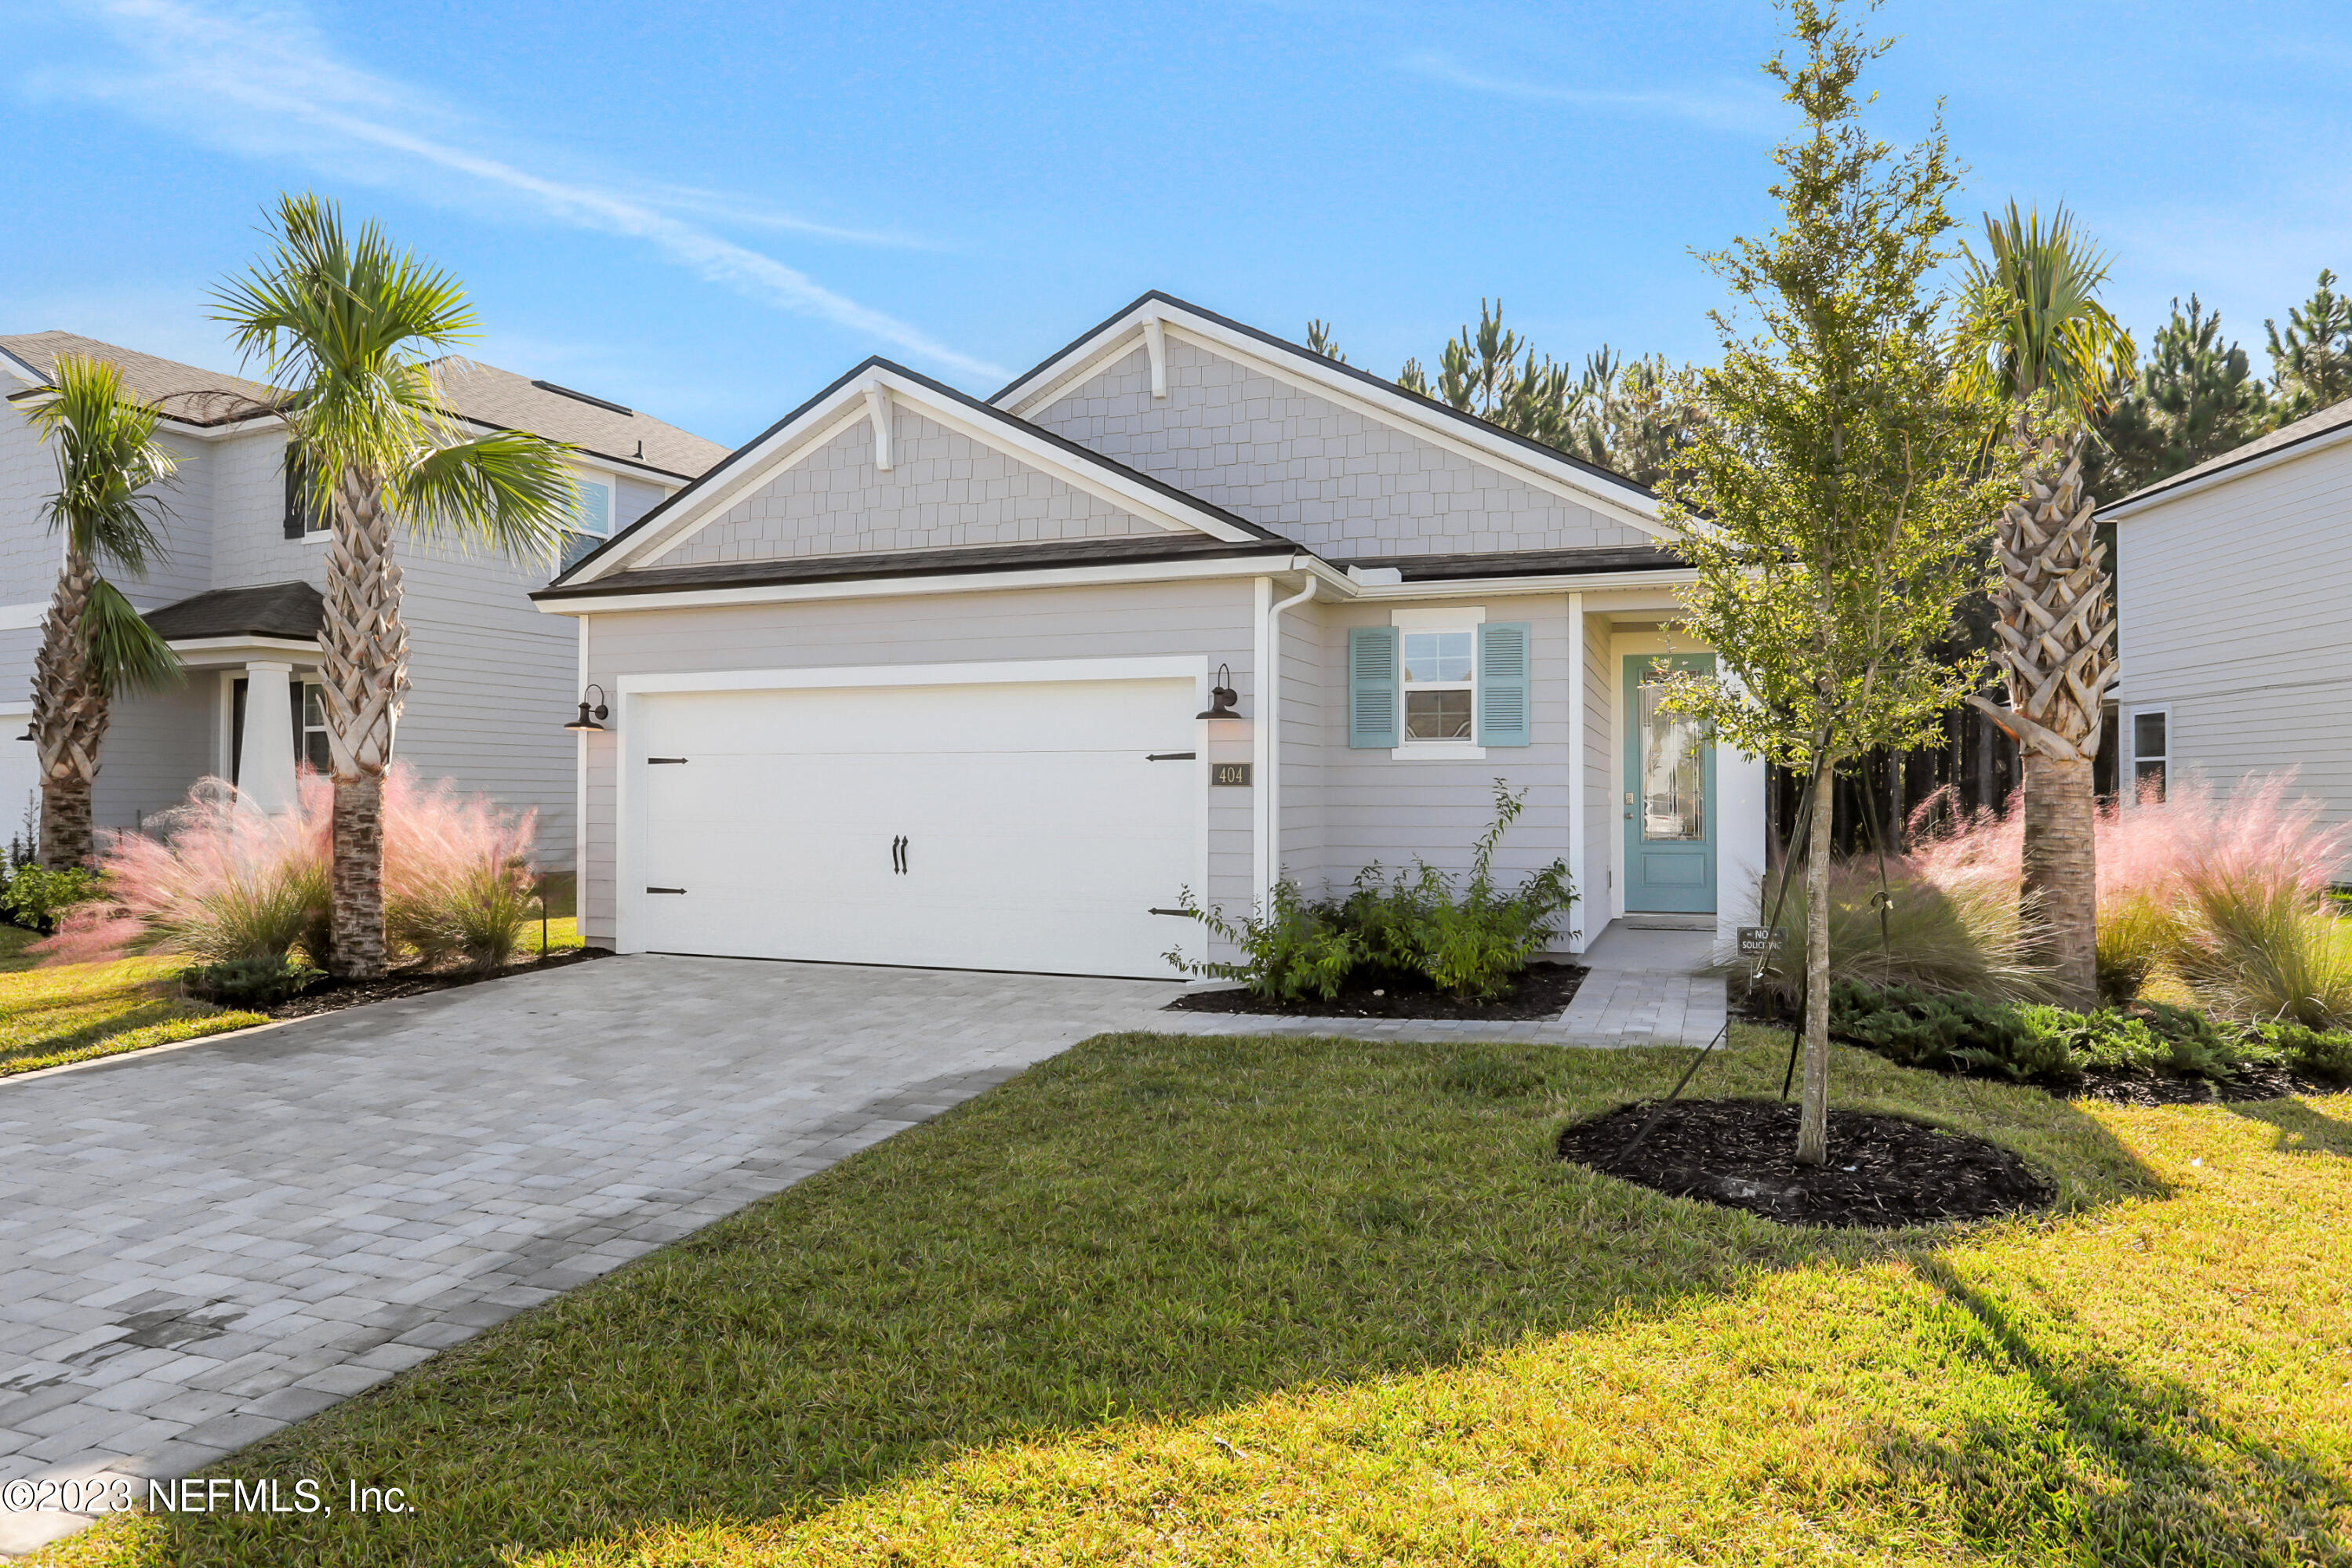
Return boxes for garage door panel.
[628,677,1199,978]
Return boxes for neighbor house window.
[300,684,331,773]
[1402,626,1476,742]
[283,447,328,537]
[2132,709,2169,803]
[561,474,614,571]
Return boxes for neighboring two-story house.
[0,333,728,866]
[535,293,1768,976]
[2107,395,2352,852]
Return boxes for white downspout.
[1566,590,1586,953]
[1259,574,1317,913]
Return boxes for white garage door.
[626,675,1203,978]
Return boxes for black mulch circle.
[1555,1098,2056,1229]
[260,946,612,1020]
[1163,962,1585,1022]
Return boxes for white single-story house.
[0,332,728,858]
[2107,394,2352,851]
[535,294,1767,977]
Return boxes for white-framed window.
[561,470,615,571]
[1392,606,1486,759]
[2130,706,2169,803]
[299,684,331,773]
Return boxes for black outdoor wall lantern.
[1194,663,1243,721]
[565,684,610,732]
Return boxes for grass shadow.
[79,1030,2161,1566]
[1883,1255,2352,1563]
[2223,1094,2352,1156]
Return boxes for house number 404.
[1210,763,1252,787]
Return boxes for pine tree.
[2265,268,2352,420]
[2097,295,2268,494]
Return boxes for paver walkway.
[0,956,1172,1555]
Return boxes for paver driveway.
[0,955,1174,1554]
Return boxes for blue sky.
[5,0,2348,448]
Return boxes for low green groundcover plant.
[180,954,325,1009]
[1828,979,2352,1086]
[2,863,100,934]
[1167,781,1574,1002]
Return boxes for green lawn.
[0,926,266,1078]
[35,1029,2351,1566]
[0,917,585,1080]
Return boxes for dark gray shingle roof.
[143,582,324,643]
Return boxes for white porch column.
[1566,591,1587,953]
[237,661,299,815]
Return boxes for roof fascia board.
[2104,419,2352,520]
[568,366,1254,586]
[997,299,1667,541]
[535,550,1315,615]
[0,345,42,387]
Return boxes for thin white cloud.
[24,0,1006,380]
[1401,53,1781,135]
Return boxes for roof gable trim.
[562,359,1264,586]
[992,293,1666,541]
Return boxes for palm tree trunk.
[32,546,108,867]
[319,466,408,978]
[2022,750,2098,1004]
[1975,426,2114,1012]
[1798,751,1835,1167]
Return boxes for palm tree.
[212,194,577,978]
[1957,201,2135,1009]
[24,354,184,867]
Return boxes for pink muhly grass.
[38,764,541,972]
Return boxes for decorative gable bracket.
[1143,316,1168,400]
[863,381,895,471]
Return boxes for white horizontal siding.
[2117,433,2352,858]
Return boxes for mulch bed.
[261,946,612,1021]
[2073,1063,2342,1105]
[1555,1098,2057,1229]
[1163,962,1586,1022]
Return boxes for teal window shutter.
[1477,621,1531,746]
[1348,626,1399,749]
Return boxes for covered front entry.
[623,667,1204,978]
[1622,653,1717,914]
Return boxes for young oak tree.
[1654,0,2002,1164]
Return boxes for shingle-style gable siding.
[650,409,1167,569]
[1026,339,1657,558]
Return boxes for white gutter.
[1255,575,1317,913]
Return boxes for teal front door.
[1623,654,1716,914]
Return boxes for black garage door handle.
[647,887,686,895]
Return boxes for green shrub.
[2253,1020,2352,1082]
[1828,981,2071,1081]
[1336,784,1573,1000]
[1830,982,2261,1084]
[1164,878,1358,1002]
[2,864,100,934]
[181,953,324,1008]
[1167,782,1576,1002]
[2024,998,2243,1080]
